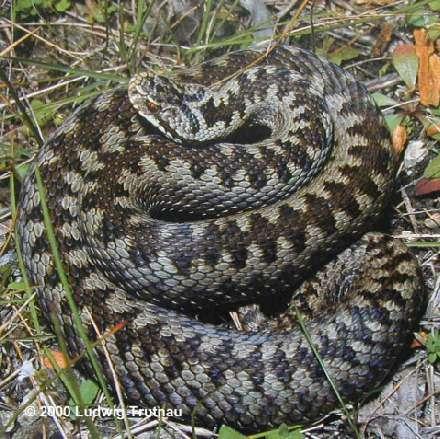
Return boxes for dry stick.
[113,412,185,439]
[229,311,243,331]
[7,20,90,57]
[170,5,199,31]
[0,291,36,335]
[0,63,127,111]
[401,188,420,233]
[87,308,133,439]
[403,388,440,417]
[346,56,390,70]
[166,422,215,438]
[365,74,401,92]
[332,0,358,12]
[282,0,312,37]
[361,366,420,435]
[393,234,440,239]
[0,208,16,261]
[42,393,70,439]
[116,420,160,438]
[0,76,85,111]
[4,20,109,38]
[0,368,20,389]
[0,69,43,145]
[161,420,192,439]
[383,98,420,112]
[426,364,436,427]
[400,208,440,216]
[0,25,41,57]
[5,18,145,52]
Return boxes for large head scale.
[128,72,184,139]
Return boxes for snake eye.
[146,101,160,113]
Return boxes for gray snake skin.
[18,46,427,432]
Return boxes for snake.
[18,45,427,432]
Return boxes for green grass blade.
[6,57,125,82]
[295,310,360,438]
[127,0,156,73]
[33,164,117,411]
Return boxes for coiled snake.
[18,46,426,431]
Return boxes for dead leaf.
[415,177,440,196]
[414,28,440,106]
[107,320,127,336]
[372,23,394,56]
[42,350,70,369]
[427,123,440,137]
[392,125,407,154]
[92,320,128,349]
[428,52,440,104]
[411,330,428,348]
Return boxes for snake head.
[129,73,182,115]
[128,72,187,140]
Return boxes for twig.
[87,308,133,439]
[6,20,93,57]
[365,73,401,92]
[0,25,41,57]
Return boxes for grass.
[0,0,439,438]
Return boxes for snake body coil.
[19,46,426,431]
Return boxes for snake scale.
[18,45,427,431]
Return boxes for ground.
[0,0,439,438]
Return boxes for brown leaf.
[429,53,440,105]
[414,28,440,106]
[411,330,428,349]
[42,350,70,369]
[392,124,407,154]
[415,177,440,196]
[426,123,440,137]
[372,23,394,56]
[107,320,127,336]
[92,320,127,348]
